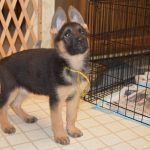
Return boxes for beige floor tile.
[68,136,78,144]
[6,133,29,145]
[131,125,150,136]
[77,110,90,120]
[61,143,86,150]
[13,143,37,150]
[144,135,150,142]
[116,129,139,141]
[75,122,85,130]
[112,143,135,150]
[38,101,49,109]
[101,147,113,150]
[99,133,122,146]
[76,129,94,141]
[22,99,34,106]
[17,122,40,132]
[119,119,139,128]
[37,117,51,128]
[9,115,24,124]
[30,110,48,120]
[0,137,9,148]
[94,115,115,124]
[28,94,48,103]
[43,127,53,137]
[1,98,150,150]
[23,104,41,113]
[25,129,48,140]
[128,138,150,150]
[78,118,99,128]
[44,108,51,115]
[1,147,13,150]
[33,138,58,149]
[85,108,106,117]
[105,122,127,132]
[80,101,94,110]
[88,126,110,137]
[110,114,123,121]
[51,148,62,150]
[80,138,106,150]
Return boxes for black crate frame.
[85,0,150,125]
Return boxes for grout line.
[2,101,55,149]
[1,99,150,150]
[77,114,143,150]
[0,130,15,149]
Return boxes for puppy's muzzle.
[74,37,88,53]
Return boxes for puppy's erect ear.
[68,5,87,29]
[51,7,67,34]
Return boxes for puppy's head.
[51,6,89,56]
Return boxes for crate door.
[0,0,41,58]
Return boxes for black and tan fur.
[0,6,89,145]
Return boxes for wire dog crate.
[85,0,150,125]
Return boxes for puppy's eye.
[64,30,72,38]
[65,33,71,37]
[79,28,85,34]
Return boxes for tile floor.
[0,94,150,150]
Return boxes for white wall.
[42,0,55,48]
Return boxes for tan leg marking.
[66,80,88,138]
[66,92,83,138]
[51,86,75,145]
[11,88,37,123]
[0,88,19,134]
[51,101,70,145]
[0,105,16,134]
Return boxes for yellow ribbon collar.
[65,66,90,98]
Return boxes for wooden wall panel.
[0,0,41,58]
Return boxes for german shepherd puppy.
[0,6,89,145]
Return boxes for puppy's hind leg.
[11,88,38,123]
[0,88,19,134]
[0,105,16,134]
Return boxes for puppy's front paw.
[25,116,38,123]
[2,126,16,134]
[67,127,83,138]
[54,135,70,145]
